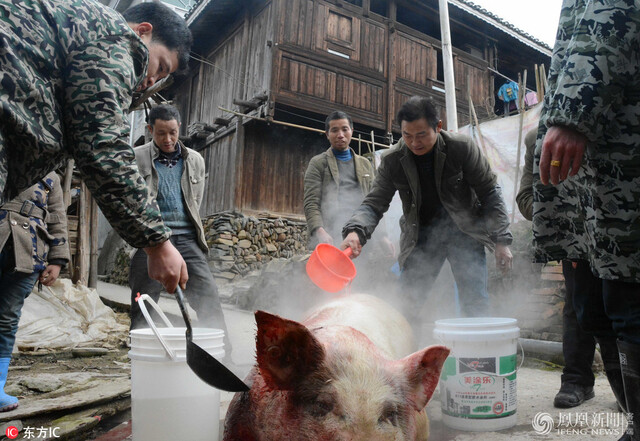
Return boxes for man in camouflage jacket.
[0,0,192,292]
[0,172,70,411]
[532,1,640,436]
[519,129,625,411]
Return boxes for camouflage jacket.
[0,172,70,274]
[532,0,640,282]
[0,0,170,249]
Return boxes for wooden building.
[169,0,551,218]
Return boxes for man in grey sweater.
[129,104,231,356]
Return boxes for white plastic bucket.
[129,294,225,441]
[433,317,520,431]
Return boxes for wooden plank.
[386,0,396,132]
[62,160,74,209]
[0,376,129,422]
[89,197,98,289]
[72,182,90,286]
[303,0,314,48]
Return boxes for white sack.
[15,278,128,351]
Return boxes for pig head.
[223,294,450,441]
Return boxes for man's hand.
[494,244,513,275]
[40,264,61,286]
[540,126,587,185]
[341,232,363,258]
[144,240,188,293]
[314,227,334,245]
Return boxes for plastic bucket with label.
[128,295,225,441]
[433,317,520,431]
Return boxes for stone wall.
[204,211,309,282]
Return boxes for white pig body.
[223,294,449,441]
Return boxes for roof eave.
[448,0,552,56]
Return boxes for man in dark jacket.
[341,96,512,321]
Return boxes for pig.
[223,294,450,441]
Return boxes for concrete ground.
[98,281,628,440]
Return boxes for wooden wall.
[173,0,509,217]
[273,0,389,129]
[174,2,277,216]
[175,2,275,129]
[271,0,491,132]
[235,122,325,215]
[199,129,238,216]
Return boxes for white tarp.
[15,279,128,352]
[376,103,541,245]
[459,103,542,223]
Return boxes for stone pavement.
[94,281,627,440]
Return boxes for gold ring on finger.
[550,160,561,167]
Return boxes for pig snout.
[223,295,450,441]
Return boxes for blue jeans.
[400,224,489,323]
[572,259,640,345]
[0,248,39,358]
[129,234,232,353]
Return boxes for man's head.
[147,104,181,153]
[124,2,193,90]
[396,96,442,156]
[325,111,353,152]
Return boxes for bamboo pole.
[368,131,375,155]
[511,69,527,223]
[438,0,458,131]
[62,159,74,209]
[88,197,99,289]
[73,181,91,286]
[469,96,490,161]
[369,131,376,176]
[218,106,391,149]
[534,64,542,103]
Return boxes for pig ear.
[402,345,450,410]
[255,311,326,390]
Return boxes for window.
[370,0,387,17]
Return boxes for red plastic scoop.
[306,243,357,293]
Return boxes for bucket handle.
[136,293,176,361]
[442,338,525,379]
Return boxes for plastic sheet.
[15,279,128,352]
[458,103,543,223]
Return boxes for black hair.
[396,96,440,131]
[324,110,353,132]
[123,2,193,72]
[148,104,181,126]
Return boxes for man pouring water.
[341,96,512,323]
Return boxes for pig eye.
[378,405,399,426]
[308,396,335,418]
